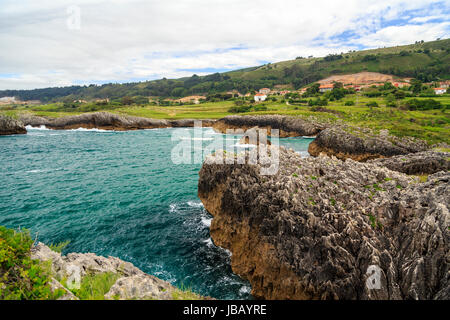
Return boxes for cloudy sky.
[0,0,449,90]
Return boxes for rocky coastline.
[0,115,27,135]
[198,147,449,300]
[18,112,216,131]
[4,112,436,162]
[2,111,448,300]
[308,126,430,161]
[31,242,207,300]
[212,115,325,137]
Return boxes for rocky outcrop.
[0,115,26,135]
[198,147,449,300]
[213,115,325,137]
[19,112,216,131]
[369,151,450,175]
[308,127,429,161]
[31,243,205,300]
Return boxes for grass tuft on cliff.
[171,284,203,300]
[63,272,120,300]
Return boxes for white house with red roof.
[254,93,267,102]
[434,88,447,95]
[319,84,334,93]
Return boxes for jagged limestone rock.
[198,147,449,300]
[31,243,205,300]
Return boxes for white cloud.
[0,0,448,89]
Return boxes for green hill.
[1,39,449,102]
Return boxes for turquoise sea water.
[0,126,312,299]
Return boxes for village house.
[259,88,271,95]
[254,93,267,102]
[439,81,450,88]
[393,82,409,88]
[434,88,447,95]
[319,84,334,93]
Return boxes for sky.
[0,0,449,90]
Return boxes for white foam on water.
[187,201,204,208]
[26,169,45,173]
[169,203,178,213]
[26,125,50,130]
[239,286,251,294]
[201,217,212,227]
[67,127,112,132]
[203,238,213,247]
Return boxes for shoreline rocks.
[213,115,325,137]
[369,151,450,175]
[0,115,26,135]
[308,127,429,161]
[31,242,208,300]
[198,147,449,300]
[19,112,216,131]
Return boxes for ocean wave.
[67,127,112,132]
[25,125,50,130]
[25,169,45,173]
[187,201,204,208]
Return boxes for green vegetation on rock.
[0,226,63,300]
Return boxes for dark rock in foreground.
[198,147,449,300]
[308,127,429,161]
[0,115,26,135]
[370,151,450,174]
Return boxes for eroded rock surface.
[198,147,449,300]
[213,115,325,137]
[0,115,26,135]
[31,243,202,300]
[369,151,450,174]
[308,127,429,161]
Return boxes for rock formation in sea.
[198,146,449,300]
[213,115,431,161]
[31,242,207,300]
[213,115,325,137]
[19,112,216,131]
[307,127,430,161]
[0,115,27,135]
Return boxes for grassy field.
[2,94,449,144]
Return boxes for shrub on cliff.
[0,226,63,299]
